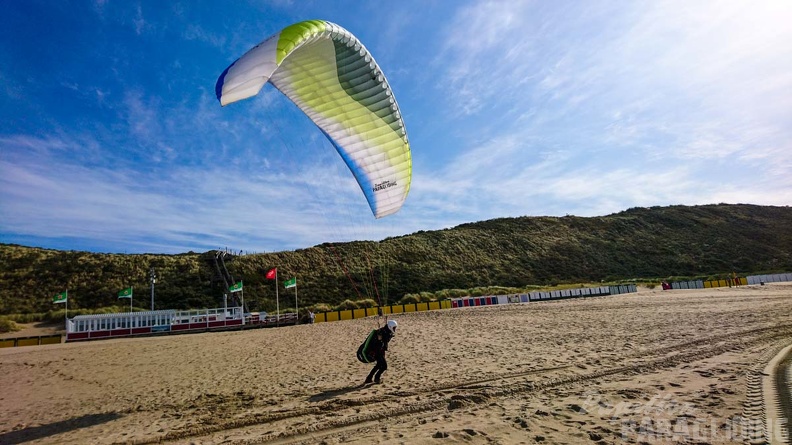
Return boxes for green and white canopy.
[216,20,411,219]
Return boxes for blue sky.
[2,1,790,254]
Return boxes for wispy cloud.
[183,24,227,49]
[133,3,147,35]
[417,0,792,222]
[0,129,405,253]
[2,1,790,254]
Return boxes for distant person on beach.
[309,310,315,324]
[365,319,397,384]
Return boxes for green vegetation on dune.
[1,204,790,317]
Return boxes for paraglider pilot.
[365,319,397,384]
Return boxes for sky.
[1,0,791,254]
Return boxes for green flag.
[284,277,296,289]
[118,287,133,298]
[229,281,243,293]
[53,290,68,304]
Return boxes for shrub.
[446,289,471,299]
[8,312,43,323]
[356,298,378,308]
[334,299,359,310]
[398,294,421,305]
[0,316,20,333]
[310,303,333,313]
[417,292,434,302]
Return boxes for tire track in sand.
[117,324,792,445]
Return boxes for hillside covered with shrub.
[1,204,790,315]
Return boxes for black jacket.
[369,326,393,356]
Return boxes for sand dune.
[2,283,791,444]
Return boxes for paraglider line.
[363,248,382,307]
[329,244,364,301]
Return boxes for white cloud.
[418,0,792,222]
[0,131,408,253]
[3,1,790,254]
[183,24,227,48]
[133,4,146,35]
[122,89,162,142]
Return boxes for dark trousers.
[366,354,387,382]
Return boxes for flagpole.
[276,269,279,327]
[241,280,245,326]
[130,286,133,313]
[65,290,68,324]
[294,277,298,325]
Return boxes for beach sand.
[2,283,791,444]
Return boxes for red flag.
[265,268,277,280]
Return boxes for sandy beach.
[2,283,791,445]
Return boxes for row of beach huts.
[313,285,637,322]
[4,273,789,346]
[662,273,792,290]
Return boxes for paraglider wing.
[216,20,411,218]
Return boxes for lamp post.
[149,268,157,311]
